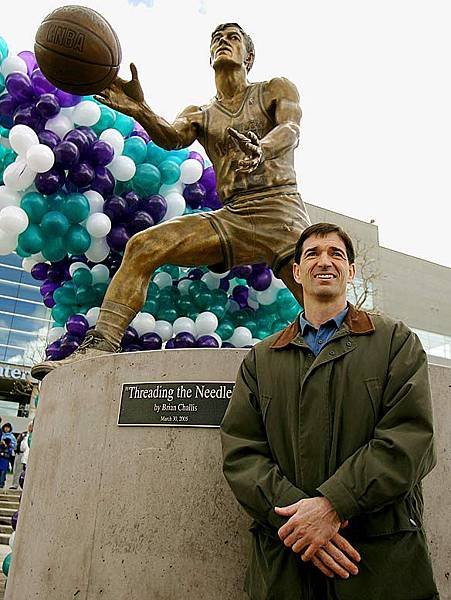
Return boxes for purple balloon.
[103,251,122,276]
[13,103,41,129]
[165,338,176,349]
[64,129,90,157]
[107,225,130,252]
[76,126,97,144]
[40,280,59,296]
[187,268,204,281]
[199,166,216,193]
[252,262,268,273]
[43,293,56,308]
[197,335,219,348]
[183,182,206,209]
[35,167,65,195]
[46,340,62,360]
[11,511,19,531]
[38,129,61,150]
[59,334,80,356]
[232,285,249,303]
[66,314,89,337]
[232,265,253,279]
[54,140,80,168]
[31,262,49,281]
[174,332,196,348]
[31,69,56,95]
[35,93,60,119]
[219,278,230,292]
[205,190,222,210]
[249,268,272,291]
[103,195,128,223]
[18,51,37,76]
[132,121,150,142]
[56,89,82,107]
[140,195,167,224]
[123,343,143,352]
[188,151,205,167]
[68,161,95,189]
[91,166,115,197]
[122,326,139,347]
[140,332,162,350]
[6,72,34,103]
[89,140,114,166]
[0,94,18,117]
[127,210,154,235]
[221,342,235,348]
[122,191,141,216]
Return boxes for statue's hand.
[95,63,145,118]
[228,127,263,173]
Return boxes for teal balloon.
[21,192,49,224]
[4,149,16,169]
[48,192,66,212]
[42,237,66,262]
[18,225,44,254]
[158,287,179,307]
[177,296,194,314]
[146,281,160,300]
[41,211,70,237]
[51,303,73,323]
[63,193,90,224]
[167,149,189,163]
[72,268,93,288]
[157,307,178,322]
[0,125,9,139]
[271,319,289,334]
[255,328,271,340]
[0,73,5,95]
[233,308,255,327]
[113,112,134,136]
[123,136,147,164]
[34,394,39,408]
[15,245,31,258]
[65,225,91,254]
[76,285,96,305]
[0,36,8,62]
[93,282,108,301]
[132,163,161,196]
[2,552,11,577]
[143,298,159,314]
[54,285,76,306]
[158,160,180,185]
[278,304,300,322]
[146,141,167,166]
[92,105,116,134]
[78,304,92,314]
[216,320,234,341]
[159,264,180,279]
[28,432,32,448]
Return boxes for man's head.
[293,223,356,303]
[210,23,255,73]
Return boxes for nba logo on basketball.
[46,25,85,52]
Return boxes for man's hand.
[309,533,360,579]
[227,127,263,173]
[95,63,145,118]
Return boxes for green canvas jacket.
[221,305,439,600]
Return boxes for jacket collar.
[270,303,375,349]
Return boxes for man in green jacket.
[221,222,438,599]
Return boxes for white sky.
[2,0,450,267]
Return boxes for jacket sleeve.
[318,326,436,521]
[221,348,308,531]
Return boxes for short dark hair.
[1,422,12,432]
[211,23,255,72]
[294,223,355,264]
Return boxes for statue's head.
[210,23,255,73]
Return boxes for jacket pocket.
[364,377,382,422]
[259,394,272,423]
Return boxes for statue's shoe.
[31,331,119,381]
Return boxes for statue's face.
[210,26,248,70]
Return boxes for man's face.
[293,233,356,302]
[210,26,249,71]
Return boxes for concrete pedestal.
[6,349,250,600]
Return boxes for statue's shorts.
[200,185,311,276]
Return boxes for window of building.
[412,328,451,360]
[347,277,374,310]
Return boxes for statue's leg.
[96,214,223,345]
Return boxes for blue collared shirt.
[299,306,349,356]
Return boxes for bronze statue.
[32,22,310,380]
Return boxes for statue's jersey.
[198,81,298,204]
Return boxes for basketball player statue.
[32,22,310,380]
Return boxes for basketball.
[34,5,122,95]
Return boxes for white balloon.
[163,192,185,221]
[85,237,110,263]
[26,144,55,173]
[84,190,104,214]
[0,137,11,149]
[153,272,172,289]
[47,326,65,344]
[173,317,195,336]
[271,275,286,290]
[73,100,101,127]
[177,279,192,295]
[248,298,260,311]
[69,261,89,277]
[8,531,15,550]
[208,332,222,347]
[0,186,21,209]
[256,287,279,306]
[0,205,29,235]
[85,307,101,327]
[159,181,184,195]
[180,158,203,184]
[91,264,110,285]
[201,272,220,290]
[22,256,40,273]
[3,158,36,191]
[86,213,111,238]
[251,338,261,345]
[9,125,39,156]
[99,128,124,158]
[30,252,45,263]
[0,232,18,255]
[131,312,156,336]
[195,311,218,336]
[107,155,136,181]
[230,326,252,348]
[154,320,173,342]
[207,269,229,279]
[45,113,73,139]
[0,56,27,77]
